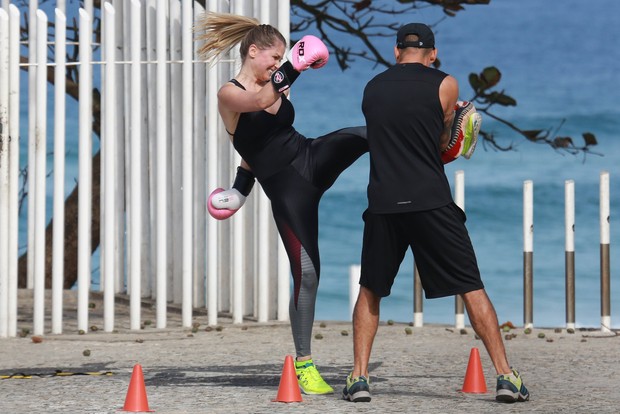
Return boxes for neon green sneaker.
[295,359,334,395]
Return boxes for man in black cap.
[342,23,530,404]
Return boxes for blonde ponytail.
[194,12,286,63]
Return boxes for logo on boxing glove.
[272,70,285,84]
[295,40,324,67]
[297,41,306,64]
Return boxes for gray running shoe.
[496,368,530,403]
[342,373,371,402]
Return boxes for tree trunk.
[17,151,101,289]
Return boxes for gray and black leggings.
[259,127,367,357]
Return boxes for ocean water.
[14,1,620,328]
[292,0,620,327]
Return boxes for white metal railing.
[349,170,614,332]
[0,1,614,339]
[0,5,10,338]
[0,0,292,338]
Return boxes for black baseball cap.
[396,23,435,49]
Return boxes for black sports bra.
[227,79,303,181]
[228,79,295,138]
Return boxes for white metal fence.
[0,0,292,338]
[0,1,614,339]
[348,170,613,332]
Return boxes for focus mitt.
[441,101,482,164]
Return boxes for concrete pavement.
[1,291,619,413]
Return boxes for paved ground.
[1,290,619,413]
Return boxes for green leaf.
[487,91,517,106]
[480,67,501,89]
[496,93,516,106]
[468,73,483,91]
[523,130,544,141]
[552,137,574,148]
[582,132,597,146]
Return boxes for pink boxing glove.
[287,35,329,72]
[207,188,239,220]
[207,166,255,220]
[271,35,329,93]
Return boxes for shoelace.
[300,365,322,382]
[499,373,521,388]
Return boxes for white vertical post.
[99,0,107,294]
[259,0,275,324]
[7,4,20,337]
[192,2,206,309]
[145,0,157,299]
[103,2,117,333]
[232,153,246,324]
[169,0,182,306]
[231,1,250,325]
[206,0,218,327]
[228,2,246,324]
[414,265,423,327]
[233,162,246,324]
[129,0,142,331]
[26,0,38,290]
[565,180,575,331]
[113,0,127,296]
[33,10,48,336]
[52,9,67,334]
[253,0,268,324]
[454,170,465,329]
[276,0,291,323]
[122,1,129,282]
[84,0,94,17]
[599,171,611,333]
[181,0,193,327]
[156,0,169,328]
[77,8,93,333]
[523,180,534,329]
[0,7,9,338]
[349,265,361,319]
[142,0,154,300]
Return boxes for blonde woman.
[195,12,367,395]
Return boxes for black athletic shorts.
[360,202,484,299]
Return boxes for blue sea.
[293,0,620,328]
[15,0,620,328]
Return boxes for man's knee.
[356,286,381,313]
[462,288,488,303]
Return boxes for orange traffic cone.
[272,355,303,403]
[461,347,487,393]
[122,364,154,412]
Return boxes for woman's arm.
[217,81,281,114]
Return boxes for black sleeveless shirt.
[229,79,304,181]
[362,63,453,213]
